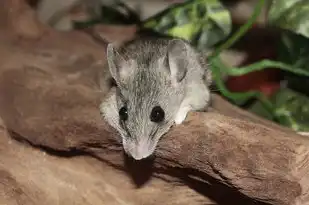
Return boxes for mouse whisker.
[150,126,159,140]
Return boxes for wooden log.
[0,118,212,205]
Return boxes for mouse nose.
[126,139,154,160]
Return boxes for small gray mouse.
[100,37,212,160]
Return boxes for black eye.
[150,106,165,123]
[119,106,128,121]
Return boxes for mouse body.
[100,37,212,160]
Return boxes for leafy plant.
[269,0,309,98]
[73,1,141,29]
[142,0,232,50]
[247,0,309,131]
[268,0,309,39]
[250,88,309,131]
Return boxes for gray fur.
[100,37,212,160]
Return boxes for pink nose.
[126,139,153,160]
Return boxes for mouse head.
[102,39,192,160]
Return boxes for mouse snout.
[124,138,155,160]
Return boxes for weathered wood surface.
[1,1,309,205]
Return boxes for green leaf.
[276,30,309,96]
[268,0,309,38]
[274,88,309,132]
[268,0,309,96]
[266,0,309,129]
[249,88,309,132]
[142,0,232,50]
[73,2,140,29]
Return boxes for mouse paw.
[174,106,190,125]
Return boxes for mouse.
[100,37,212,160]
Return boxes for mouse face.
[101,38,203,160]
[113,65,185,160]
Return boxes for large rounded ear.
[106,43,132,84]
[166,39,189,85]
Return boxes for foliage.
[250,88,309,132]
[268,0,309,99]
[73,1,141,29]
[142,0,231,50]
[268,0,309,39]
[73,0,309,132]
[267,0,309,131]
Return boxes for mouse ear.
[166,39,189,85]
[106,43,132,84]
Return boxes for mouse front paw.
[174,106,191,125]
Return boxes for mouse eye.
[150,106,165,123]
[119,106,128,121]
